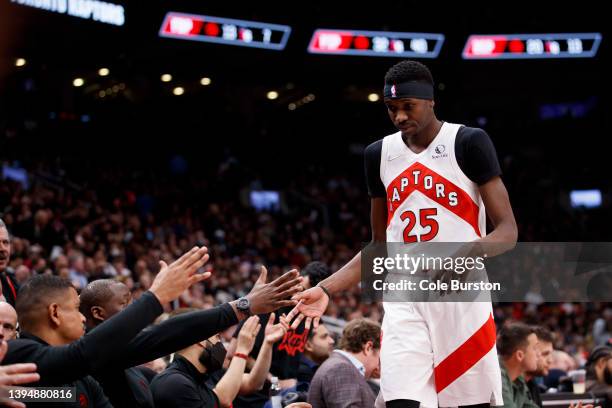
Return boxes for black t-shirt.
[232,308,306,408]
[232,308,307,380]
[364,125,502,198]
[150,355,220,408]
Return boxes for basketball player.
[289,61,518,408]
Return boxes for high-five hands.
[286,285,329,330]
[150,246,212,304]
[246,266,304,315]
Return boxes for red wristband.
[234,352,248,360]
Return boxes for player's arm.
[289,141,386,329]
[371,197,387,242]
[458,127,517,256]
[476,176,518,255]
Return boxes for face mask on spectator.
[199,340,227,373]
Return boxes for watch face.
[238,298,249,309]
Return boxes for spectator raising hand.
[265,312,290,345]
[245,267,304,315]
[236,316,262,356]
[149,246,212,305]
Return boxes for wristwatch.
[236,297,252,316]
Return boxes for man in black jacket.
[78,266,303,408]
[3,246,211,407]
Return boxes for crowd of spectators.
[1,155,610,346]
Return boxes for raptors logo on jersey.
[380,122,486,243]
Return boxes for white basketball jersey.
[380,122,486,243]
[378,122,503,406]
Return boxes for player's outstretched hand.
[287,286,329,330]
[149,246,212,305]
[246,266,303,315]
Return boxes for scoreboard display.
[308,29,444,58]
[159,12,291,51]
[462,33,602,59]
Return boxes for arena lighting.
[73,78,84,87]
[161,74,172,82]
[267,91,279,100]
[15,58,26,67]
[10,0,125,26]
[570,190,602,209]
[172,86,184,96]
[159,12,291,50]
[308,29,444,58]
[462,33,602,59]
[98,68,110,76]
[368,93,380,102]
[200,77,211,86]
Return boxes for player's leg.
[380,302,438,408]
[423,302,502,407]
[386,399,420,408]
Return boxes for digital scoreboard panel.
[462,33,602,59]
[159,12,291,50]
[308,29,444,58]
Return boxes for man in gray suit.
[308,319,381,408]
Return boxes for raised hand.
[264,313,289,345]
[246,266,303,315]
[149,246,212,305]
[236,316,261,355]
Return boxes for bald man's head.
[80,279,131,329]
[0,301,17,340]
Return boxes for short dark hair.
[384,60,434,86]
[307,327,316,341]
[533,326,554,344]
[339,318,381,353]
[497,322,536,358]
[586,345,612,367]
[16,275,75,332]
[302,262,332,288]
[79,279,121,321]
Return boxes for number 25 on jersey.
[400,208,439,242]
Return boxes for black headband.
[383,81,434,100]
